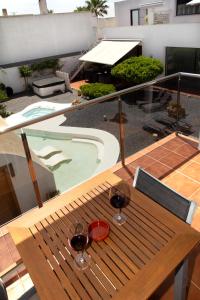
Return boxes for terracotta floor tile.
[164,173,200,198]
[162,137,186,151]
[147,146,172,160]
[192,153,200,164]
[145,162,172,179]
[70,80,87,90]
[130,155,157,169]
[176,161,193,172]
[174,144,199,158]
[181,162,200,183]
[190,188,200,206]
[191,207,200,232]
[115,165,135,181]
[159,152,187,169]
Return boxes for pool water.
[27,134,100,193]
[23,107,55,119]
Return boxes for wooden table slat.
[102,182,175,239]
[91,188,166,251]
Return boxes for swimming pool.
[27,133,100,193]
[24,126,119,194]
[23,107,56,119]
[6,101,71,126]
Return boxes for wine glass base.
[112,213,127,225]
[74,252,91,271]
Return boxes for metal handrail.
[0,72,181,135]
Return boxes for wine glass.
[68,220,91,270]
[109,184,129,225]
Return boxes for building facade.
[115,0,200,27]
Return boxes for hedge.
[0,89,8,102]
[80,83,116,99]
[111,56,163,84]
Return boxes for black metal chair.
[0,278,8,300]
[133,167,197,300]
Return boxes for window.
[176,0,200,16]
[130,9,140,26]
[166,47,200,75]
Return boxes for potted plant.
[167,101,186,119]
[19,65,32,91]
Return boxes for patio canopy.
[79,40,141,66]
[187,0,200,5]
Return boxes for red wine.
[70,234,87,251]
[110,194,126,209]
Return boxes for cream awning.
[187,0,200,5]
[79,40,141,65]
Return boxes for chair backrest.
[133,167,197,224]
[0,278,8,300]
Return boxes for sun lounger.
[34,146,61,158]
[143,120,171,137]
[41,153,71,168]
[137,90,166,108]
[142,93,171,113]
[155,115,193,134]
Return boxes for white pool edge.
[5,101,71,126]
[24,126,120,177]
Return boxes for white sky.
[0,0,119,17]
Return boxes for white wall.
[0,12,97,65]
[0,67,25,93]
[103,23,200,69]
[0,12,97,93]
[1,55,82,93]
[115,0,200,27]
[0,154,56,213]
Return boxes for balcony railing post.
[175,74,181,135]
[118,96,125,166]
[21,131,43,208]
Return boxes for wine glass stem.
[119,208,122,215]
[80,251,85,263]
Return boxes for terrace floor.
[112,132,200,299]
[1,132,200,299]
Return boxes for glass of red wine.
[109,185,128,225]
[68,220,91,270]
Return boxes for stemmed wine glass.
[68,220,91,270]
[109,184,129,225]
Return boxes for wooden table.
[8,171,200,300]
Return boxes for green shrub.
[19,65,32,78]
[19,65,32,91]
[111,56,164,84]
[80,83,116,99]
[0,104,11,117]
[31,59,59,72]
[0,89,8,101]
[0,83,6,90]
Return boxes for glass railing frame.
[0,71,200,209]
